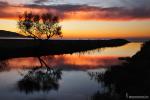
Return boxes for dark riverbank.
[92,40,150,100]
[0,39,128,59]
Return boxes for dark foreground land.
[0,38,128,59]
[91,40,150,100]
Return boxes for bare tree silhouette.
[18,12,62,39]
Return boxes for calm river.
[0,42,142,100]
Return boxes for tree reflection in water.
[18,56,62,94]
[88,71,119,100]
[0,60,10,72]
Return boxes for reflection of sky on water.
[5,55,121,70]
[0,42,142,100]
[74,42,142,57]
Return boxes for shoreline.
[0,38,128,59]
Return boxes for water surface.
[0,42,142,100]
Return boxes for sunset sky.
[0,0,150,39]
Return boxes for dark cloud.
[34,0,49,4]
[119,0,150,9]
[25,4,90,12]
[0,4,150,20]
[22,4,150,20]
[0,1,9,6]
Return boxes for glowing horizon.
[0,18,150,39]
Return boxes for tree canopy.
[18,12,62,39]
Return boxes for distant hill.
[0,30,26,38]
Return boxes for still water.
[0,43,142,100]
